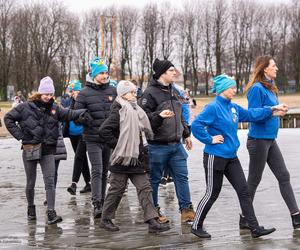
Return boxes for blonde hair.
[244,55,279,95]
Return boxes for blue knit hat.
[68,80,81,92]
[89,57,108,78]
[211,74,236,94]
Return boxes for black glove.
[77,111,94,126]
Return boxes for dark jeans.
[148,143,192,210]
[247,138,299,214]
[86,142,110,203]
[22,153,56,210]
[102,172,158,222]
[69,135,90,184]
[192,153,259,230]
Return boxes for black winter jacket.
[138,78,190,144]
[74,80,117,142]
[99,101,149,174]
[4,101,85,147]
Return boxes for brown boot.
[156,206,169,224]
[181,204,195,223]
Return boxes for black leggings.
[247,138,299,214]
[69,135,90,184]
[192,153,259,230]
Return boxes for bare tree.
[0,0,14,100]
[118,7,138,79]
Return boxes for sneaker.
[67,183,77,195]
[93,201,102,219]
[181,204,195,223]
[27,205,36,221]
[100,219,120,231]
[251,226,276,238]
[166,177,173,185]
[191,227,211,238]
[239,214,251,230]
[160,177,168,187]
[148,218,170,233]
[79,183,91,193]
[156,206,169,223]
[291,212,300,229]
[47,210,63,225]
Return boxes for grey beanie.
[117,80,137,97]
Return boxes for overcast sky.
[27,0,290,13]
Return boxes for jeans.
[22,153,56,210]
[86,142,110,203]
[148,143,192,210]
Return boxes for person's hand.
[159,109,174,118]
[212,135,224,144]
[272,103,288,112]
[78,111,94,126]
[272,110,286,117]
[184,137,193,150]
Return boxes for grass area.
[0,102,12,108]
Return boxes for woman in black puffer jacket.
[4,76,88,225]
[98,80,170,233]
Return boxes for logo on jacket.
[141,98,147,106]
[108,96,113,102]
[51,108,56,115]
[231,107,237,123]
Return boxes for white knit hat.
[38,76,55,94]
[117,80,137,97]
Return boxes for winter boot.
[251,226,276,238]
[79,183,91,193]
[100,219,120,231]
[291,212,300,229]
[181,204,195,223]
[148,218,170,233]
[27,205,36,221]
[239,214,251,230]
[47,210,63,225]
[191,226,211,238]
[93,201,102,219]
[67,183,77,195]
[156,206,169,223]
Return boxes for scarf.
[110,96,153,166]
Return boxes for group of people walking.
[4,55,300,239]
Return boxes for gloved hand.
[77,111,94,126]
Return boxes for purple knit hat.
[38,76,55,94]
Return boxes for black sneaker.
[79,183,91,193]
[27,205,36,221]
[93,201,102,219]
[251,226,276,238]
[47,210,63,225]
[160,178,168,187]
[100,219,119,231]
[291,213,300,229]
[239,214,251,230]
[67,183,77,195]
[148,218,170,233]
[191,227,211,238]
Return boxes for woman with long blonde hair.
[240,55,300,230]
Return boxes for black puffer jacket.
[99,101,149,174]
[74,79,117,142]
[4,101,85,146]
[138,78,190,144]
